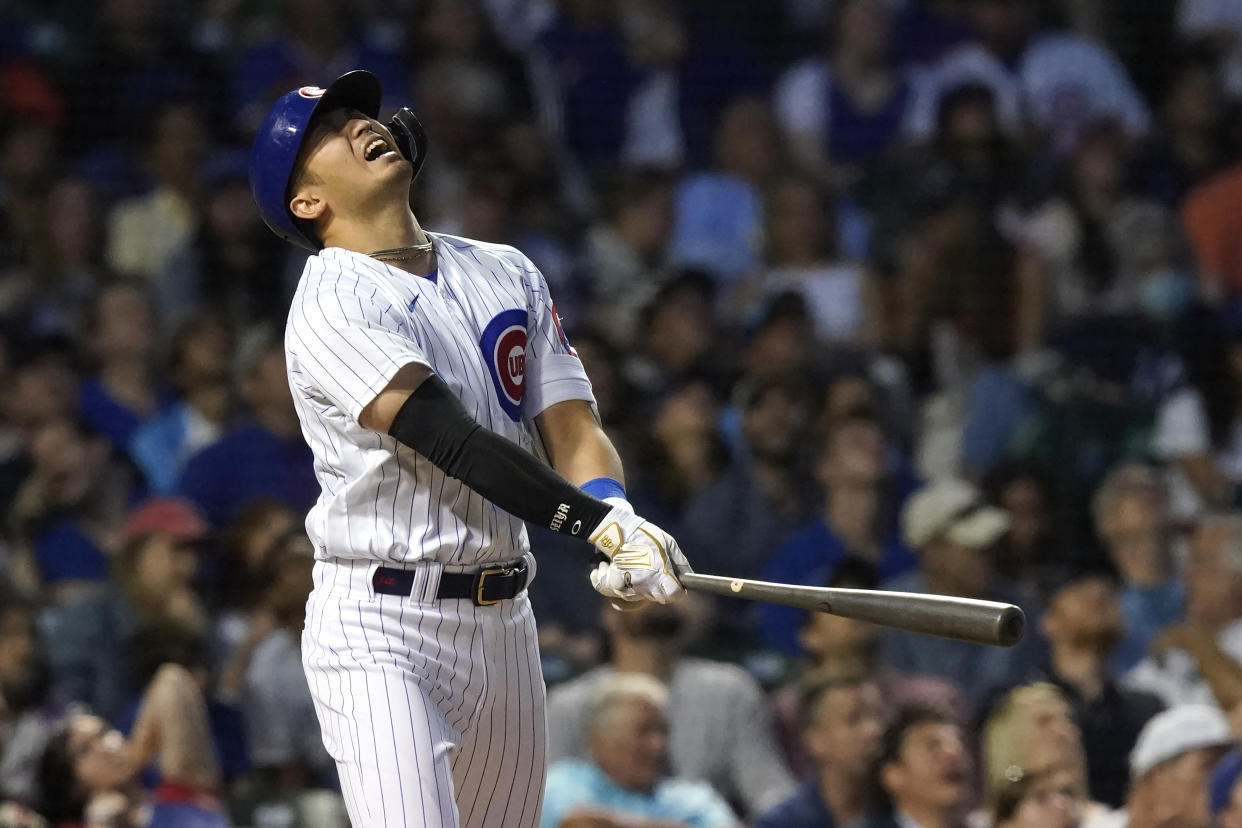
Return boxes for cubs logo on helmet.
[480,308,528,421]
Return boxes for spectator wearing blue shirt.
[178,328,316,527]
[760,411,916,653]
[879,479,1042,713]
[1091,463,1185,674]
[130,315,232,495]
[79,282,175,457]
[670,96,777,285]
[542,673,739,828]
[13,416,133,605]
[757,675,886,828]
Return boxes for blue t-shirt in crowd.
[759,519,918,654]
[1114,580,1185,674]
[177,423,317,527]
[78,378,175,454]
[541,760,736,828]
[754,780,837,828]
[34,520,109,584]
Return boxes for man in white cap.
[880,478,1041,712]
[1104,704,1235,828]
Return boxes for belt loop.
[407,561,444,607]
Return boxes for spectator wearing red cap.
[41,497,208,722]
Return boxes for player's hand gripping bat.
[674,569,1025,647]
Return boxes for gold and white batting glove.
[588,498,689,604]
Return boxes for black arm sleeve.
[387,375,612,539]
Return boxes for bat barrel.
[678,573,1026,648]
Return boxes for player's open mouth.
[364,137,395,162]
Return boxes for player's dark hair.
[36,720,88,822]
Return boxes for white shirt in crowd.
[906,34,1151,145]
[1151,387,1242,520]
[1123,617,1242,708]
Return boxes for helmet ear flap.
[387,108,429,181]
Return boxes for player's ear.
[289,188,326,222]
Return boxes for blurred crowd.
[4,0,1242,825]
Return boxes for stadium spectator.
[985,465,1065,604]
[9,416,130,604]
[869,705,973,828]
[158,151,293,329]
[36,663,226,828]
[78,282,171,457]
[541,673,740,828]
[989,765,1083,828]
[670,96,776,285]
[1017,119,1180,341]
[625,272,721,397]
[580,169,675,346]
[880,479,1040,711]
[41,497,207,722]
[546,603,796,820]
[129,314,232,496]
[1091,463,1184,671]
[1124,513,1242,710]
[1034,574,1164,806]
[682,374,815,592]
[104,103,208,282]
[1152,309,1242,519]
[981,683,1118,820]
[1132,47,1230,206]
[769,560,963,774]
[774,0,919,191]
[177,326,317,527]
[760,411,915,653]
[219,531,330,804]
[0,596,56,805]
[908,0,1150,146]
[1181,163,1242,300]
[1120,704,1234,828]
[755,674,886,828]
[748,175,870,344]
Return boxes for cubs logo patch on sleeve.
[480,308,528,421]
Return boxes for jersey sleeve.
[287,278,431,423]
[523,267,595,419]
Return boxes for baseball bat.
[677,572,1025,647]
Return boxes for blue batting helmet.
[248,70,382,252]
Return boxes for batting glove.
[588,498,689,604]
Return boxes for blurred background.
[3,0,1242,826]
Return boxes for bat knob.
[997,605,1026,647]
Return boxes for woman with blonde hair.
[982,683,1116,827]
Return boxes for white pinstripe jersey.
[284,232,594,566]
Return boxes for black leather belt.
[372,560,529,606]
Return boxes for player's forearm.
[534,400,624,488]
[388,376,612,540]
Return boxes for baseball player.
[248,70,691,828]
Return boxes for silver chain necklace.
[369,239,435,262]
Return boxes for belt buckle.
[475,566,509,606]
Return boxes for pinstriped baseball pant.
[302,558,547,827]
